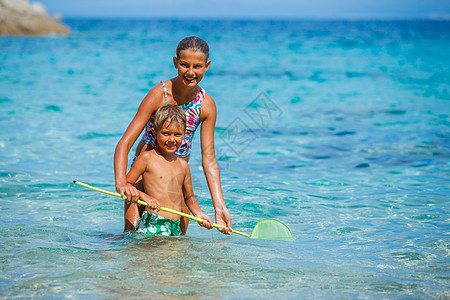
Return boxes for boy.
[126,105,213,236]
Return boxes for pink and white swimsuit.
[141,81,204,157]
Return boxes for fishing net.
[250,219,294,241]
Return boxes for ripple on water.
[44,105,62,112]
[384,109,407,115]
[331,227,362,235]
[335,130,356,136]
[76,132,121,140]
[409,214,440,220]
[306,179,350,186]
[367,279,422,293]
[389,251,427,263]
[355,163,370,168]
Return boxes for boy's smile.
[153,121,185,157]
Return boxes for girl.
[114,36,231,235]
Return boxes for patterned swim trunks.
[136,211,181,236]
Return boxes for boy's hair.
[176,36,209,62]
[153,105,187,132]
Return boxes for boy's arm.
[182,162,213,229]
[136,190,160,212]
[126,153,148,186]
[126,153,160,211]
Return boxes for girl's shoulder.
[199,91,216,120]
[201,89,212,101]
[143,81,168,101]
[150,81,167,96]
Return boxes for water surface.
[0,19,449,298]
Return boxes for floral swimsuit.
[141,81,204,157]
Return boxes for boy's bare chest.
[146,160,184,186]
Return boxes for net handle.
[73,181,251,238]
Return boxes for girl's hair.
[153,105,187,132]
[176,36,209,62]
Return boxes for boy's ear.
[173,56,178,68]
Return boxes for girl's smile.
[174,49,211,87]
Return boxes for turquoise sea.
[1,19,449,298]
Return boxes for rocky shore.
[0,0,69,36]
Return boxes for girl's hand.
[195,212,213,230]
[215,208,232,235]
[116,183,140,204]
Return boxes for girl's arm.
[114,85,164,202]
[200,94,232,234]
[182,162,213,229]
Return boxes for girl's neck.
[171,77,199,104]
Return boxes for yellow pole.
[73,181,251,238]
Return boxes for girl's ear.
[173,56,178,68]
[204,60,211,72]
[152,128,156,136]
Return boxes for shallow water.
[1,19,449,298]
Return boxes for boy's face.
[153,121,185,156]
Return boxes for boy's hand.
[140,195,160,212]
[195,212,213,230]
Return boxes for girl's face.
[152,121,185,157]
[174,49,211,87]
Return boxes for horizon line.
[56,15,450,22]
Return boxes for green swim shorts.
[136,211,181,236]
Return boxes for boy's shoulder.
[135,149,158,165]
[175,157,190,173]
[139,150,155,160]
[177,157,189,167]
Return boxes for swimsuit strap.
[160,81,168,105]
